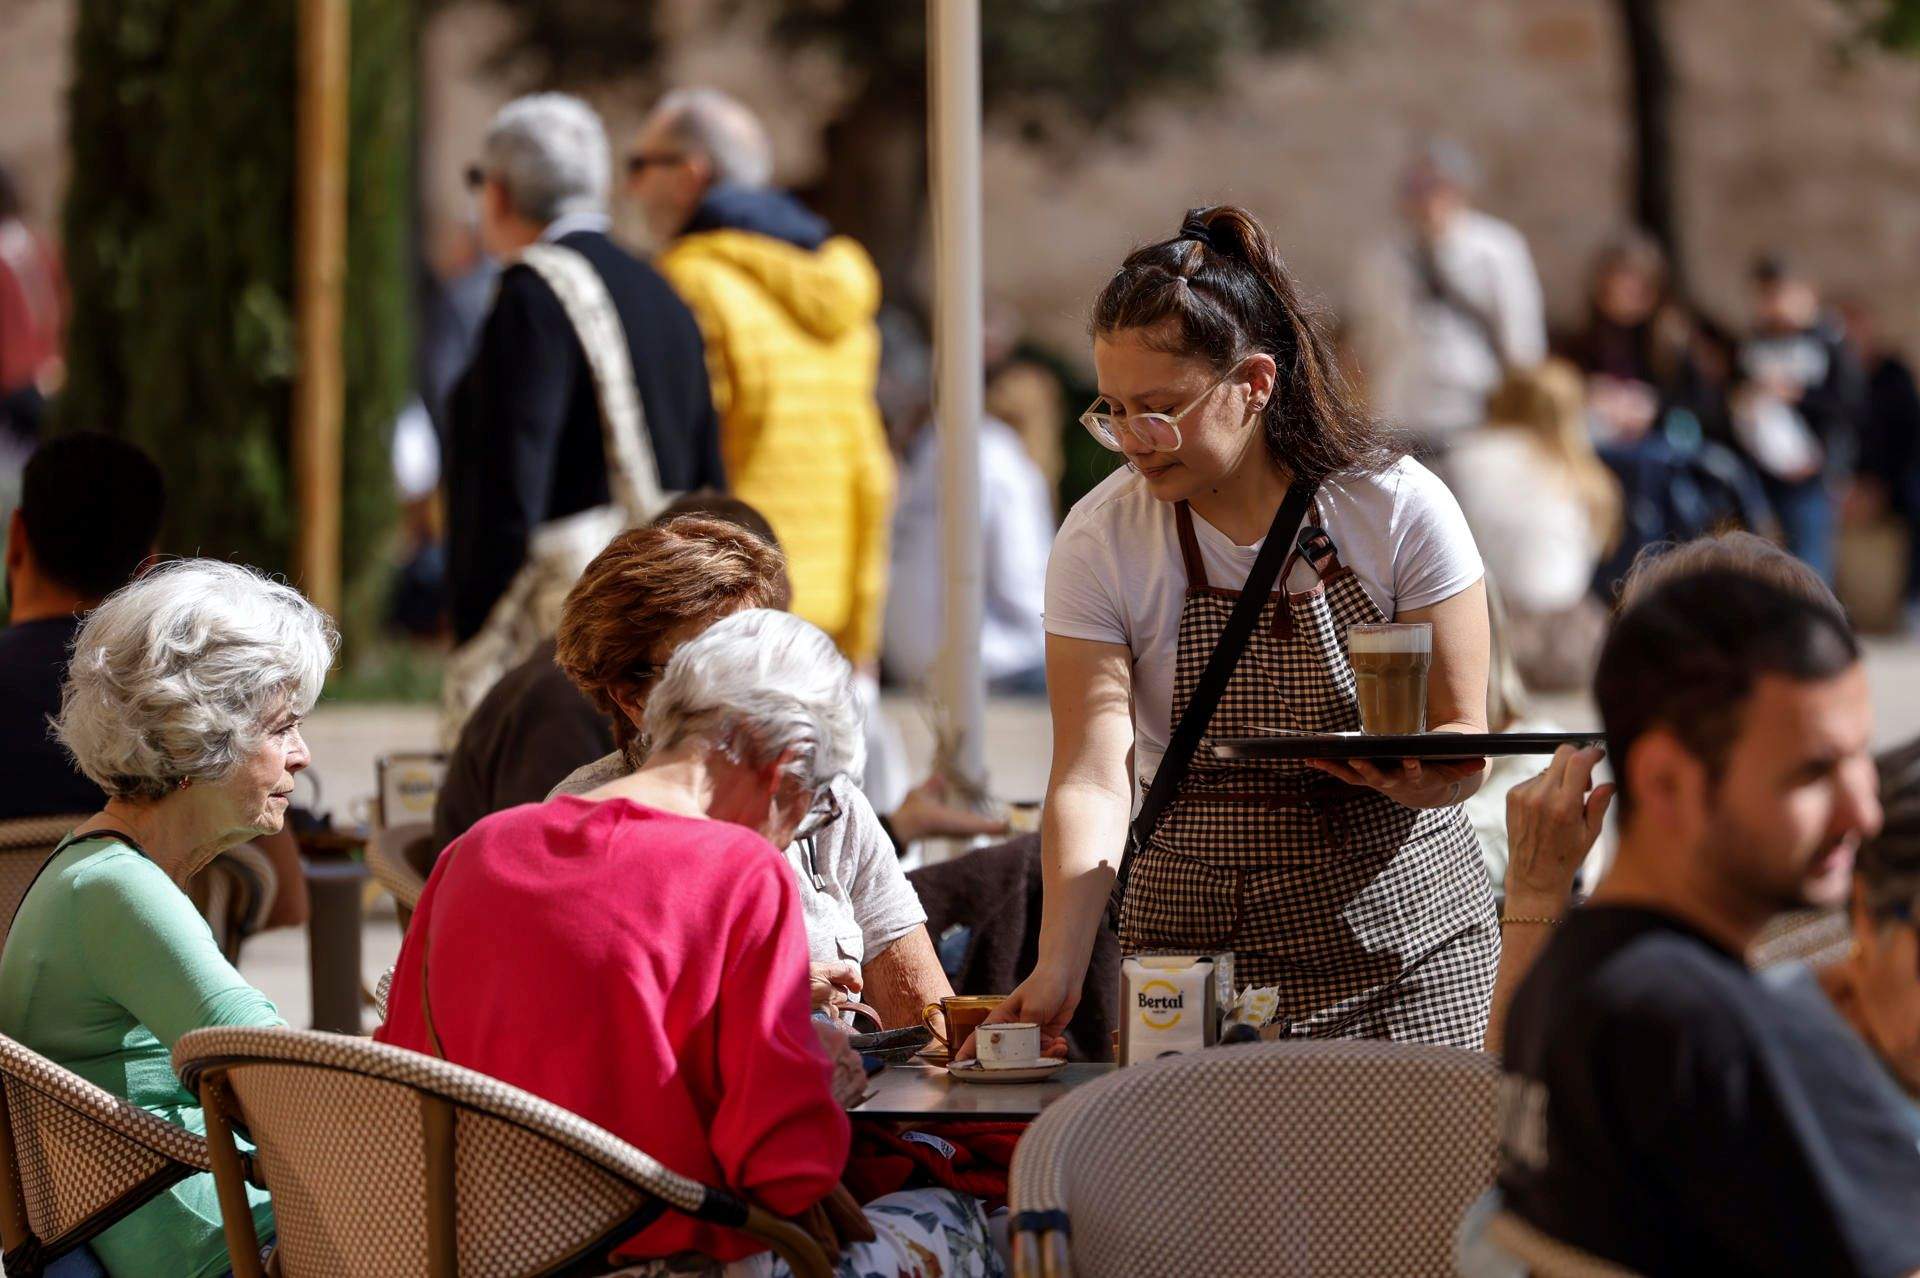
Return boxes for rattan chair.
[1748,907,1852,971]
[0,815,88,950]
[365,821,434,930]
[1009,1039,1501,1277]
[175,1027,834,1278]
[0,1032,216,1276]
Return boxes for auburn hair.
[1092,204,1392,480]
[555,515,791,750]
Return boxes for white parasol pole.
[928,0,989,802]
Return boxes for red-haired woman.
[988,206,1498,1049]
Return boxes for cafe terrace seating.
[1008,1039,1500,1277]
[0,1032,220,1277]
[0,816,88,951]
[173,1026,836,1278]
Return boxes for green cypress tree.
[59,0,413,638]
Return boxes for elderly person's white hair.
[56,560,339,802]
[644,609,863,792]
[483,92,611,224]
[651,88,773,189]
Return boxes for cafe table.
[852,1062,1114,1122]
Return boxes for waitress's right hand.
[956,965,1079,1060]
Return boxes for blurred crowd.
[4,109,1919,711]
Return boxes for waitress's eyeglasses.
[1078,356,1253,454]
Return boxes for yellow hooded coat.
[658,229,895,663]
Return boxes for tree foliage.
[60,0,413,636]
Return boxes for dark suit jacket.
[446,230,724,640]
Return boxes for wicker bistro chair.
[1008,1039,1501,1278]
[0,815,89,948]
[365,821,434,929]
[0,1032,218,1276]
[174,1027,834,1278]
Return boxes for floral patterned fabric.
[618,1188,1003,1278]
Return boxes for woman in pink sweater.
[379,609,1000,1276]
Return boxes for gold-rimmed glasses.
[1077,356,1252,454]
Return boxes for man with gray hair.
[1353,137,1547,459]
[626,87,895,679]
[446,92,724,642]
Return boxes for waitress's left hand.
[1305,756,1487,810]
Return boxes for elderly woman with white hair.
[0,560,338,1278]
[378,610,1001,1277]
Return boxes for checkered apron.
[1118,500,1499,1047]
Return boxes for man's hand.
[813,1019,869,1110]
[888,774,1012,846]
[809,960,862,1011]
[1505,744,1613,913]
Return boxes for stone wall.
[9,0,1920,362]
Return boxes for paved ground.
[243,638,1920,1028]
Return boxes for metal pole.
[928,0,988,794]
[294,0,350,615]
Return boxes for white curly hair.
[643,609,863,793]
[55,560,339,802]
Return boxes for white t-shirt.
[1043,456,1484,782]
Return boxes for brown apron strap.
[1173,501,1209,589]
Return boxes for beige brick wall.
[9,0,1920,364]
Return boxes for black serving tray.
[1210,730,1605,762]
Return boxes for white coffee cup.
[977,1022,1042,1070]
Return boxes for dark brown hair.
[1091,205,1391,479]
[555,515,791,750]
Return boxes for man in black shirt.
[1499,571,1920,1276]
[1,433,164,820]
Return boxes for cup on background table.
[1348,622,1432,734]
[921,994,1005,1057]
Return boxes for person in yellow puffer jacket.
[627,88,895,667]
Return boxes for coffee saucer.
[947,1057,1069,1084]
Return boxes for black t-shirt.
[1500,906,1920,1276]
[0,615,105,821]
[430,640,613,860]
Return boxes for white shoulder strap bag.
[440,243,674,747]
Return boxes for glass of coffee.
[1349,623,1432,735]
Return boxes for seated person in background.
[1,433,308,930]
[379,611,1001,1276]
[0,560,339,1278]
[430,493,778,855]
[434,494,1002,868]
[1,432,163,820]
[1497,571,1920,1275]
[548,518,972,1029]
[1773,736,1920,1128]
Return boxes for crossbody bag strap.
[516,244,669,523]
[417,847,451,1061]
[1109,477,1322,922]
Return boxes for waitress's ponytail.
[1093,204,1389,479]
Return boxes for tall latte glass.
[1349,623,1432,735]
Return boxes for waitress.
[995,205,1498,1049]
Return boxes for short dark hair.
[1596,570,1859,811]
[651,491,781,551]
[19,433,166,599]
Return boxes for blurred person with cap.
[1735,252,1865,583]
[1353,137,1546,460]
[446,93,724,645]
[625,88,895,679]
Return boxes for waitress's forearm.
[1035,781,1132,975]
[1430,718,1488,803]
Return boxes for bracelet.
[1499,914,1563,927]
